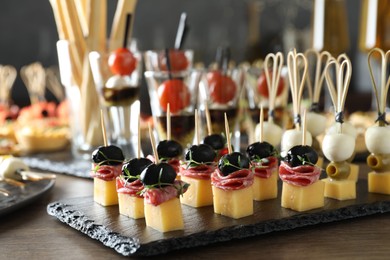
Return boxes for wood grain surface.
[1,165,390,259]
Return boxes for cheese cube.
[94,178,118,206]
[212,186,253,219]
[281,181,324,212]
[322,178,356,200]
[118,193,144,219]
[144,198,184,232]
[180,176,213,207]
[347,163,359,182]
[253,171,278,201]
[368,171,390,195]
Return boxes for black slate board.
[47,179,390,256]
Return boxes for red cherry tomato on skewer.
[207,70,237,104]
[257,70,285,98]
[108,48,137,76]
[158,79,191,114]
[159,49,189,72]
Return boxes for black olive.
[41,109,49,118]
[285,145,318,167]
[185,144,216,163]
[140,163,177,186]
[218,152,250,176]
[92,145,124,165]
[157,140,183,158]
[122,158,153,182]
[203,134,225,150]
[246,141,275,161]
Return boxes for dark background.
[0,0,370,112]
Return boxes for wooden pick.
[167,103,171,140]
[137,115,141,159]
[195,109,199,145]
[205,102,212,135]
[259,106,264,143]
[224,113,232,154]
[302,109,307,146]
[100,109,108,146]
[148,122,159,164]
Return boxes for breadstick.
[109,0,138,52]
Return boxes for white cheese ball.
[327,121,357,139]
[281,129,312,155]
[306,112,327,137]
[105,74,132,88]
[365,125,390,154]
[322,133,355,162]
[0,157,29,180]
[254,121,283,147]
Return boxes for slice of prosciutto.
[252,156,278,179]
[179,164,216,180]
[116,177,144,198]
[211,168,253,190]
[279,161,321,186]
[91,164,122,181]
[143,180,188,206]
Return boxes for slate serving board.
[47,180,390,256]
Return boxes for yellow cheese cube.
[347,163,359,182]
[281,181,324,212]
[322,178,356,200]
[180,176,213,207]
[212,186,253,219]
[253,171,278,201]
[94,178,118,206]
[368,171,390,195]
[144,198,184,232]
[118,193,144,219]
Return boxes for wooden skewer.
[0,65,17,105]
[167,103,171,141]
[302,109,307,146]
[20,62,46,104]
[137,115,141,159]
[100,109,108,146]
[205,102,212,135]
[45,67,65,101]
[224,113,232,154]
[148,122,159,164]
[287,49,308,130]
[259,106,264,143]
[195,109,199,145]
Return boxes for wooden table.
[1,168,390,259]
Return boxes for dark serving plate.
[1,179,55,216]
[47,179,390,256]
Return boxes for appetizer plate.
[0,179,55,216]
[47,180,390,256]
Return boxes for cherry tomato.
[158,79,191,113]
[257,70,285,98]
[159,50,189,72]
[108,48,137,76]
[207,71,237,104]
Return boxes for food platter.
[47,179,390,256]
[0,179,55,216]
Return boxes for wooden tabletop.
[1,167,390,259]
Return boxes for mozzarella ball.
[281,129,312,154]
[365,125,390,154]
[306,112,327,137]
[255,121,283,147]
[327,121,357,139]
[322,133,355,162]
